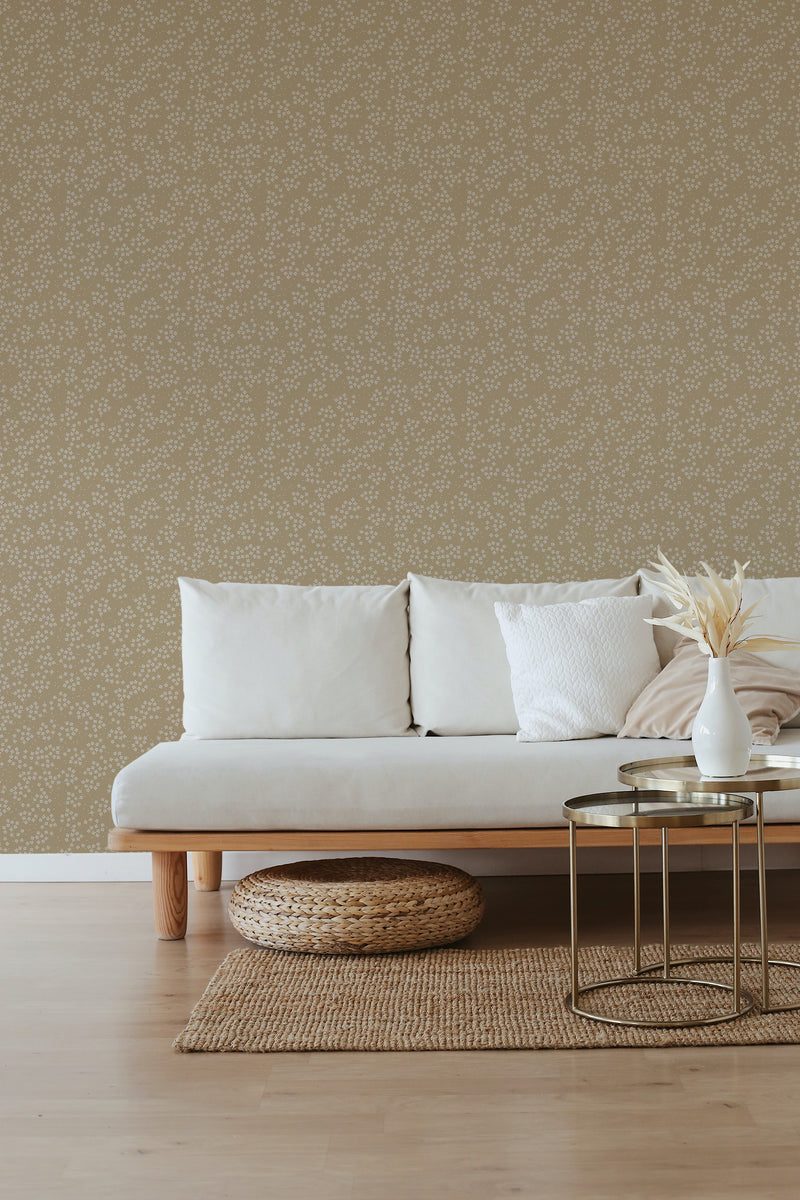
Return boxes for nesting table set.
[563,754,800,1029]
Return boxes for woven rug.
[174,942,800,1052]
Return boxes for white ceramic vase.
[691,656,752,777]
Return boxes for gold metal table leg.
[633,828,641,976]
[569,820,579,1010]
[732,819,741,1013]
[753,788,800,1014]
[757,789,770,1012]
[662,827,670,980]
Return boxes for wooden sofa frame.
[108,823,800,939]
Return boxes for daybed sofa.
[109,571,800,938]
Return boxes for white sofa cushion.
[637,569,701,666]
[179,578,412,738]
[741,577,800,728]
[111,729,800,831]
[495,595,659,740]
[638,570,800,727]
[407,573,639,734]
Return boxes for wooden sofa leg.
[192,851,222,892]
[152,851,188,940]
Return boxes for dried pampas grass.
[646,549,800,658]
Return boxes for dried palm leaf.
[644,550,800,658]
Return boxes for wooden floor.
[5,871,800,1199]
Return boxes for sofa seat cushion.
[111,730,800,831]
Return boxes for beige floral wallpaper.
[2,1,799,851]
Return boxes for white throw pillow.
[494,595,660,741]
[179,578,412,738]
[407,573,639,734]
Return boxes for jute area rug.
[174,942,800,1052]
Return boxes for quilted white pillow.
[494,595,660,741]
[179,578,412,738]
[408,573,639,734]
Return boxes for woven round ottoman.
[228,857,485,954]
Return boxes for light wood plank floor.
[4,871,800,1199]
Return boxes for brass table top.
[563,790,754,830]
[618,753,800,793]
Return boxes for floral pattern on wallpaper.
[1,0,798,849]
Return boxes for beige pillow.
[619,640,800,744]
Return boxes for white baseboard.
[0,853,155,881]
[2,845,799,881]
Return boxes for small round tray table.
[618,754,800,1014]
[563,790,755,1029]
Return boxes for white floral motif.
[0,1,797,848]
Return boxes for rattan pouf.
[228,857,486,954]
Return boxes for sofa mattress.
[111,730,800,831]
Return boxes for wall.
[2,0,799,854]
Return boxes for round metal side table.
[563,790,755,1028]
[618,754,800,1014]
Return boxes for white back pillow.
[637,570,697,666]
[638,570,800,729]
[495,595,660,741]
[739,579,800,727]
[407,573,638,734]
[179,578,412,738]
